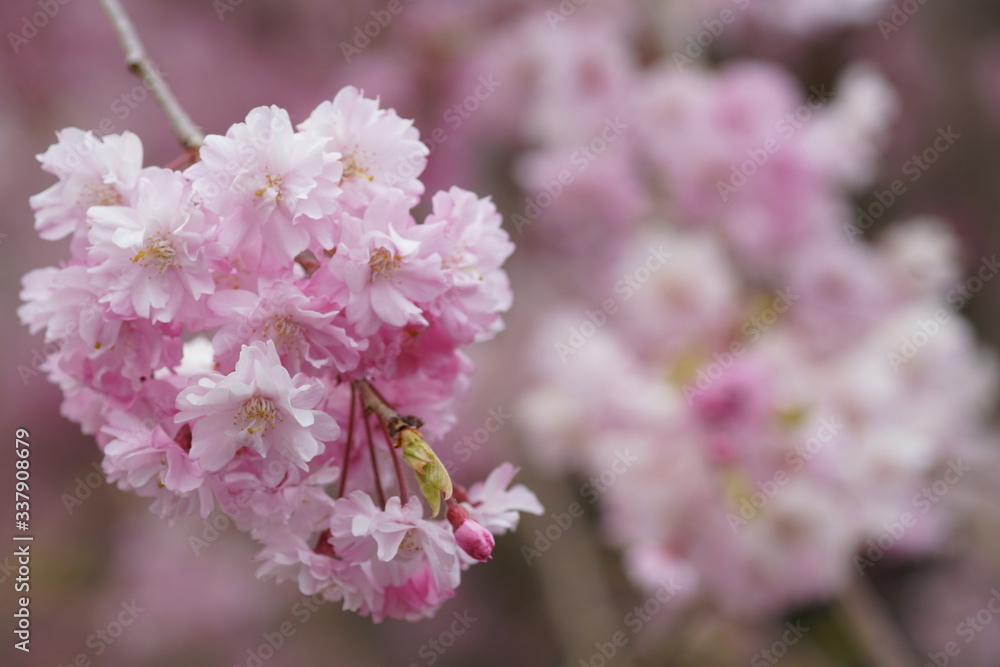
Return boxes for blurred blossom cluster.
[458,0,998,621]
[482,0,999,630]
[18,87,542,622]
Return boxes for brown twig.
[354,379,417,440]
[97,0,205,150]
[838,578,917,667]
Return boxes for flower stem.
[354,379,410,437]
[837,578,917,667]
[383,421,410,500]
[363,411,386,508]
[96,0,205,150]
[337,383,357,499]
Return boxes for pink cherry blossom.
[30,128,143,249]
[209,278,361,375]
[299,86,428,209]
[462,463,544,535]
[175,340,339,473]
[187,105,343,268]
[423,187,514,343]
[87,167,219,324]
[329,191,447,336]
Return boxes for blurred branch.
[838,578,917,667]
[97,0,205,150]
[516,464,639,667]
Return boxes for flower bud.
[447,504,494,562]
[398,428,453,517]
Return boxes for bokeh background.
[4,0,1000,665]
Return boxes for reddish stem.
[314,528,335,558]
[162,148,200,170]
[381,421,410,501]
[363,412,386,508]
[337,384,357,499]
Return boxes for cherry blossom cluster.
[19,86,542,622]
[523,218,996,614]
[495,13,996,617]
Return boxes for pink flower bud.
[447,503,495,562]
[455,520,495,562]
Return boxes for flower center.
[131,232,178,273]
[369,246,401,281]
[268,314,301,338]
[255,169,285,203]
[77,182,123,210]
[441,243,483,280]
[235,396,280,436]
[341,149,374,183]
[398,529,422,556]
[263,315,304,356]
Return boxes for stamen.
[77,182,123,210]
[234,395,280,437]
[398,530,422,555]
[341,148,375,182]
[369,246,402,282]
[254,168,285,202]
[131,232,178,274]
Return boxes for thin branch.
[382,421,410,500]
[337,384,357,499]
[838,578,917,667]
[363,412,386,508]
[354,380,404,437]
[97,0,205,150]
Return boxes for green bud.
[398,429,453,517]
